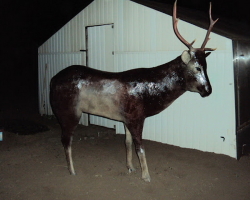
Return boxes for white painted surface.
[38,0,236,158]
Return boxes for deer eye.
[196,67,201,72]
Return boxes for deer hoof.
[128,168,136,173]
[69,169,76,175]
[142,175,151,182]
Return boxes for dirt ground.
[0,97,250,200]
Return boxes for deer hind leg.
[125,121,151,182]
[61,129,76,175]
[137,145,150,182]
[125,126,136,173]
[57,111,81,175]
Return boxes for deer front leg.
[125,121,151,182]
[125,126,136,173]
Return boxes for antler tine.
[173,0,195,50]
[200,2,219,51]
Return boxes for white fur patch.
[128,82,164,97]
[102,81,119,94]
[140,148,144,154]
[128,73,180,97]
[76,80,89,89]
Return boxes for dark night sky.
[1,0,249,111]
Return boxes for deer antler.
[173,0,219,52]
[200,2,219,51]
[173,1,196,50]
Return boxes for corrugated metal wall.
[38,0,236,158]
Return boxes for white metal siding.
[38,0,236,158]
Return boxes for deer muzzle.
[199,84,212,97]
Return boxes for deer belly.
[77,92,123,121]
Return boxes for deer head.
[173,0,218,97]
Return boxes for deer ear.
[205,52,211,57]
[181,50,191,64]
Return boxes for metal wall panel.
[233,40,250,158]
[233,40,250,128]
[38,0,236,158]
[121,0,225,52]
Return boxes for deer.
[49,1,218,182]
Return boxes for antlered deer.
[50,1,218,182]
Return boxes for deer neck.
[141,58,187,117]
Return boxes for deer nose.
[202,85,212,97]
[206,84,212,94]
